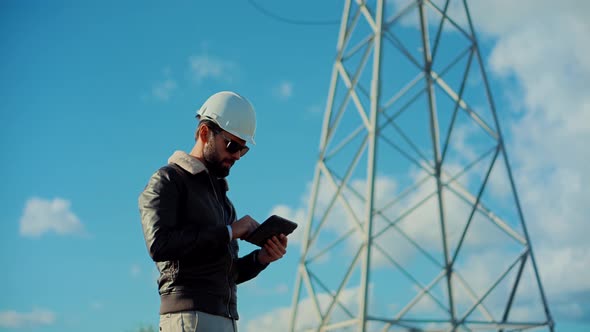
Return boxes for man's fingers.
[233,215,261,239]
[274,235,288,253]
[279,234,288,246]
[264,247,278,259]
[266,238,286,257]
[265,244,280,257]
[269,243,285,258]
[274,240,287,256]
[249,222,258,232]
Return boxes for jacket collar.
[168,150,230,191]
[168,150,207,175]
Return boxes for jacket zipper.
[207,174,233,319]
[226,244,233,319]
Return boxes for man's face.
[203,128,247,178]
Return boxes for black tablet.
[244,215,298,247]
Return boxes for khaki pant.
[159,311,237,332]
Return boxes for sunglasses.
[217,131,250,157]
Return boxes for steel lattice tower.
[288,0,554,331]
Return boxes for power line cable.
[247,0,340,26]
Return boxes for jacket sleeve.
[234,249,269,284]
[138,167,229,262]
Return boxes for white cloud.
[244,306,292,332]
[242,280,291,296]
[19,197,85,238]
[152,78,177,101]
[534,247,590,298]
[287,170,507,268]
[419,0,590,318]
[273,81,293,100]
[0,308,56,329]
[275,283,289,295]
[258,0,590,326]
[267,204,306,245]
[387,0,590,248]
[476,0,590,320]
[459,0,590,39]
[189,53,236,83]
[244,287,360,332]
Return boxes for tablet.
[244,215,298,247]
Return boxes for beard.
[203,138,232,178]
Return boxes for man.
[139,91,288,332]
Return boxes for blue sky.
[1,1,589,331]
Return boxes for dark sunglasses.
[216,131,250,157]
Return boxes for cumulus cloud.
[19,197,85,238]
[262,159,531,327]
[286,169,509,267]
[0,308,56,329]
[400,0,590,322]
[242,280,291,297]
[189,53,237,83]
[152,78,177,101]
[273,81,294,100]
[256,0,590,327]
[244,287,360,332]
[267,204,306,245]
[472,0,590,321]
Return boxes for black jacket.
[138,151,267,319]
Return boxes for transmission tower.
[289,0,554,331]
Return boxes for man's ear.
[196,124,209,142]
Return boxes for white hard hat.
[196,91,256,145]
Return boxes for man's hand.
[231,215,259,239]
[257,234,288,265]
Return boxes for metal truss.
[289,1,554,331]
